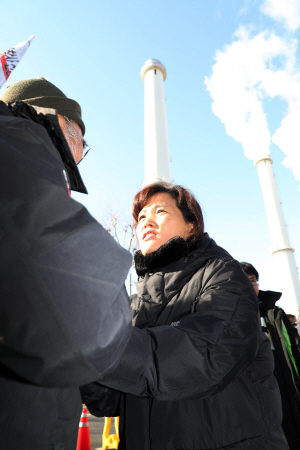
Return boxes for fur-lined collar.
[134,236,189,277]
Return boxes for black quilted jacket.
[0,101,132,450]
[82,235,288,449]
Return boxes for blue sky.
[1,0,300,309]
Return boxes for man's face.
[58,114,84,163]
[247,274,259,296]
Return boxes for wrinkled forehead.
[58,115,82,138]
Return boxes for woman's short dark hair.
[132,182,204,249]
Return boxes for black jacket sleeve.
[80,383,122,417]
[98,259,260,401]
[0,115,132,387]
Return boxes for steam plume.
[205,27,300,185]
[261,0,300,32]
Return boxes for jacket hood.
[258,289,282,311]
[7,101,87,194]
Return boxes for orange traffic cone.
[76,407,91,450]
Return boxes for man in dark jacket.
[241,262,300,450]
[0,78,132,450]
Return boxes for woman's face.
[136,192,193,255]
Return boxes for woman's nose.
[143,215,155,229]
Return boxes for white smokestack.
[205,27,300,315]
[255,157,300,314]
[141,59,171,186]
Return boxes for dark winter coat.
[259,289,300,450]
[81,235,288,450]
[0,101,132,449]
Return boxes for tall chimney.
[255,156,300,315]
[141,59,171,186]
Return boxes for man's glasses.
[78,139,90,164]
[64,116,91,164]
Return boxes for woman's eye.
[157,209,165,214]
[138,215,145,222]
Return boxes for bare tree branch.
[101,206,138,294]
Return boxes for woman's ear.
[185,223,194,239]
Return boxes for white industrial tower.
[141,59,171,186]
[255,156,300,315]
[140,59,300,314]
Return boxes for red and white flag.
[0,35,35,88]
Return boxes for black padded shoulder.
[0,101,14,117]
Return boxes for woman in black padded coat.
[81,182,288,450]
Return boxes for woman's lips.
[143,231,157,240]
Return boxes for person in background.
[287,313,299,330]
[0,78,132,450]
[241,262,300,450]
[81,182,289,450]
[287,314,300,351]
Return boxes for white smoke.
[205,27,300,184]
[261,0,300,32]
